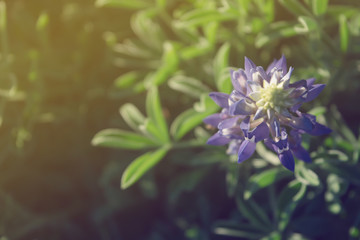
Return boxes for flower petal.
[274,55,288,75]
[226,140,241,155]
[249,121,269,142]
[269,69,282,85]
[304,84,325,103]
[251,66,268,85]
[289,116,313,132]
[309,122,332,136]
[244,57,256,77]
[247,80,262,92]
[269,117,281,138]
[306,78,316,86]
[218,116,241,129]
[237,140,256,163]
[231,69,248,94]
[279,67,293,88]
[240,116,250,131]
[253,107,266,120]
[266,59,277,74]
[289,79,307,89]
[209,92,229,108]
[264,138,275,151]
[292,145,311,163]
[248,91,261,101]
[229,99,256,115]
[203,113,223,127]
[279,150,295,171]
[207,132,231,146]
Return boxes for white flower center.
[255,81,293,112]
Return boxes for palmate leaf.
[91,129,157,150]
[121,145,169,189]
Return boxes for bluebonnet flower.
[204,56,331,171]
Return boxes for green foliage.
[1,0,360,239]
[121,145,170,189]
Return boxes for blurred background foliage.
[0,0,360,239]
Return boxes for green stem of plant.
[268,184,279,230]
[170,139,207,149]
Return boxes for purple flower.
[205,55,331,171]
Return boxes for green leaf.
[193,93,218,112]
[145,87,169,142]
[131,9,164,50]
[295,163,320,186]
[312,0,328,16]
[176,9,238,28]
[339,14,349,53]
[216,68,233,93]
[236,197,273,231]
[214,43,231,93]
[168,75,211,98]
[121,146,169,189]
[321,160,360,186]
[226,163,240,197]
[256,142,280,165]
[255,21,298,48]
[168,168,209,203]
[95,0,150,9]
[139,118,165,143]
[119,103,145,131]
[114,72,140,89]
[204,22,218,45]
[278,0,313,17]
[331,106,357,143]
[214,42,230,82]
[36,12,49,32]
[294,16,318,33]
[147,42,179,86]
[91,129,156,150]
[0,1,7,32]
[213,227,265,239]
[171,95,218,141]
[277,180,307,231]
[156,0,166,8]
[308,106,326,116]
[213,221,268,239]
[180,38,211,60]
[244,168,291,199]
[170,109,210,141]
